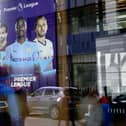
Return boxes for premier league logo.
[17,2,24,12]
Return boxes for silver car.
[27,86,82,119]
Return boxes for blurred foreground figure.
[86,90,103,126]
[58,89,79,126]
[99,86,113,126]
[0,83,21,126]
[99,96,112,126]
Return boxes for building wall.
[56,0,126,96]
[56,1,97,87]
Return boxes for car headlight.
[57,97,62,102]
[112,101,117,104]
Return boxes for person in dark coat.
[58,89,77,126]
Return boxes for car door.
[40,88,55,111]
[28,89,44,111]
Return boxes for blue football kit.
[5,40,39,76]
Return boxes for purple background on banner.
[0,0,56,45]
[0,0,57,90]
[0,0,55,18]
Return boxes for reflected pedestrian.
[99,86,112,126]
[58,89,76,126]
[0,83,20,126]
[87,90,102,126]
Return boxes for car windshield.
[54,89,63,96]
[0,102,6,107]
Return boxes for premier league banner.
[0,0,57,92]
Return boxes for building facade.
[56,0,126,97]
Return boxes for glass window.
[73,63,97,88]
[68,5,97,34]
[44,89,53,96]
[54,89,60,95]
[33,89,42,96]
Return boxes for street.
[23,109,126,126]
[25,116,58,126]
[25,116,85,126]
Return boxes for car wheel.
[50,106,60,119]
